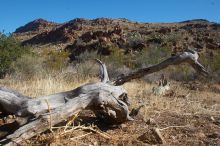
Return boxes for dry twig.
[159,125,189,131]
[44,99,53,132]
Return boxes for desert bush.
[199,53,220,73]
[0,33,30,78]
[9,46,71,80]
[134,47,172,68]
[106,63,131,79]
[10,53,45,80]
[74,60,99,79]
[126,31,146,46]
[164,32,183,44]
[65,51,100,80]
[67,48,133,80]
[104,47,132,67]
[69,46,173,80]
[199,52,220,83]
[169,65,196,81]
[75,50,99,62]
[40,49,70,71]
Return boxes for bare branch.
[95,59,109,83]
[113,50,208,85]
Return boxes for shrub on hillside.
[200,53,220,73]
[134,47,172,68]
[11,54,45,80]
[40,49,70,71]
[105,47,132,67]
[199,53,220,82]
[0,33,30,78]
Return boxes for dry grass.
[125,80,220,115]
[0,74,97,97]
[0,75,220,146]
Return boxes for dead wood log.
[0,60,132,145]
[0,87,30,114]
[0,82,132,144]
[0,50,208,145]
[0,91,131,145]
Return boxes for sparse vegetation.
[135,47,172,68]
[0,18,220,146]
[41,49,70,71]
[0,33,30,78]
[10,53,44,80]
[200,53,220,73]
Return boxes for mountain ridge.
[13,18,220,58]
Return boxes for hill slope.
[13,18,220,58]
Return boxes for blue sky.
[1,0,219,33]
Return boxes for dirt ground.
[0,78,219,146]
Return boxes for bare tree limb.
[113,50,208,85]
[95,59,109,83]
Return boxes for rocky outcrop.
[15,18,59,33]
[14,18,220,58]
[66,26,125,60]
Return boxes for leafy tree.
[0,33,30,78]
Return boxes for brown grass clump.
[0,76,220,146]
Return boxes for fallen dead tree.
[0,49,208,145]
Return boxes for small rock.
[197,132,206,138]
[207,132,220,139]
[146,118,157,125]
[8,115,14,119]
[137,128,165,144]
[120,123,127,129]
[210,116,215,121]
[93,141,98,146]
[3,116,16,124]
[171,135,176,140]
[130,105,144,117]
[213,120,220,126]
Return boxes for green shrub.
[212,54,220,72]
[0,33,30,78]
[199,52,220,83]
[11,53,45,80]
[199,53,220,73]
[134,47,172,68]
[41,49,70,71]
[126,32,145,46]
[76,50,99,62]
[169,65,196,81]
[104,47,131,67]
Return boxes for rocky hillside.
[13,18,220,58]
[13,18,60,41]
[15,18,59,33]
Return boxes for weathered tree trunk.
[0,87,30,114]
[0,92,101,145]
[0,51,208,145]
[0,82,132,145]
